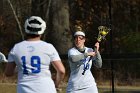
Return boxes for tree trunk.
[31,0,44,17]
[48,0,73,55]
[0,0,3,49]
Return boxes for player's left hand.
[94,42,100,51]
[87,52,96,57]
[0,52,8,63]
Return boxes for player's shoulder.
[38,41,57,51]
[12,41,30,48]
[15,41,25,45]
[11,41,24,48]
[40,41,54,47]
[68,47,75,52]
[84,46,89,49]
[13,40,55,50]
[15,40,51,45]
[68,47,78,54]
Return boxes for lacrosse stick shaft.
[82,42,99,75]
[82,56,92,75]
[82,69,86,75]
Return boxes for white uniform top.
[8,40,61,93]
[67,47,102,92]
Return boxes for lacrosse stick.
[82,26,110,75]
[94,26,110,51]
[0,52,8,63]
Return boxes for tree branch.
[7,0,24,40]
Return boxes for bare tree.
[49,0,72,54]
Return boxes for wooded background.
[0,0,140,86]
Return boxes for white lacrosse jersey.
[8,40,61,93]
[66,47,98,93]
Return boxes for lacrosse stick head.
[0,52,8,63]
[97,26,110,42]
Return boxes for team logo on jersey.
[27,46,35,52]
[81,57,90,70]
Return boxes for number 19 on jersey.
[21,56,41,74]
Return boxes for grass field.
[0,83,140,93]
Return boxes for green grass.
[98,86,140,93]
[0,83,140,93]
[0,83,16,93]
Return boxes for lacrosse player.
[66,30,102,93]
[4,16,65,93]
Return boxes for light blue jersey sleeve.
[92,51,102,68]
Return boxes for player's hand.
[94,42,100,51]
[87,52,96,57]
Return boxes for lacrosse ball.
[101,31,107,35]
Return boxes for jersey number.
[21,56,41,74]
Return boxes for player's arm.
[93,51,102,68]
[51,60,65,88]
[69,54,88,62]
[4,62,16,77]
[93,42,102,68]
